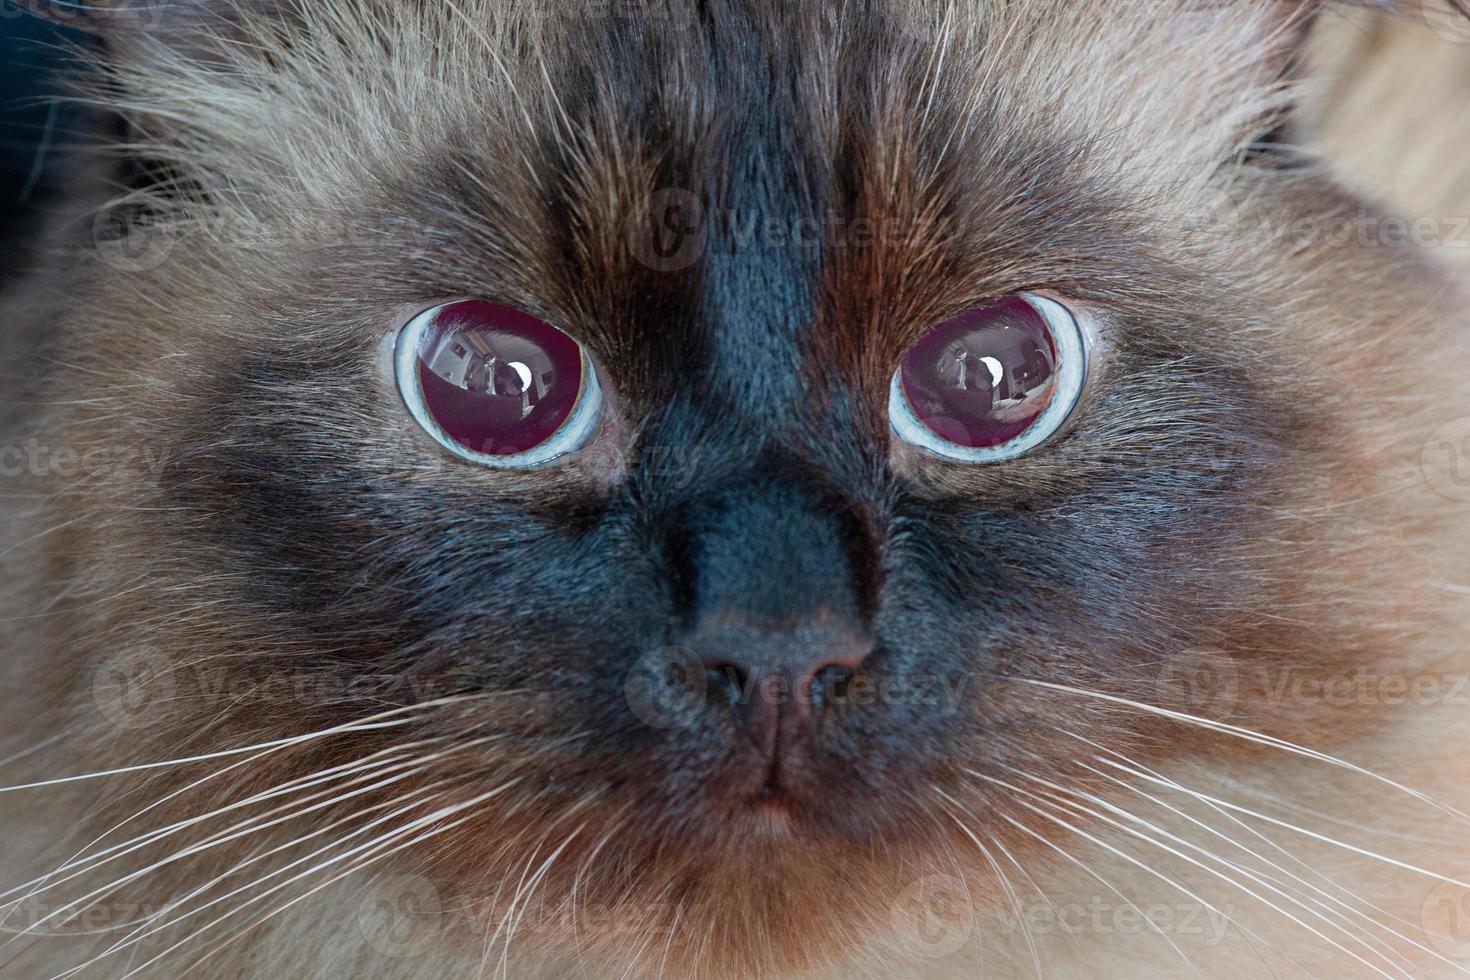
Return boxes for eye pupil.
[891,294,1085,461]
[403,300,592,460]
[491,361,535,402]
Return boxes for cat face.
[7,0,1470,976]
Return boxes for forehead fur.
[78,0,1315,455]
[98,0,1291,246]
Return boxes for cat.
[3,0,1470,977]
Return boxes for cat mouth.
[706,671,853,820]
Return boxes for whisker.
[484,801,592,972]
[91,779,521,980]
[1072,753,1461,975]
[0,747,415,941]
[983,819,1086,959]
[495,822,586,979]
[0,699,502,939]
[961,785,1204,978]
[0,739,450,909]
[51,780,460,978]
[0,729,83,772]
[1082,752,1470,890]
[161,780,525,980]
[1074,741,1470,969]
[653,895,686,980]
[0,694,505,796]
[931,788,1043,978]
[1010,760,1423,971]
[564,805,633,980]
[997,801,1311,974]
[17,756,445,944]
[0,721,412,795]
[1006,678,1470,827]
[977,768,1407,979]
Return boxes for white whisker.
[977,769,1407,979]
[51,780,460,978]
[103,779,522,980]
[1008,678,1470,827]
[932,788,1043,978]
[1072,753,1463,975]
[974,786,1205,978]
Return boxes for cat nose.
[691,613,874,752]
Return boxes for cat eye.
[395,300,602,468]
[888,293,1088,463]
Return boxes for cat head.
[10,0,1470,974]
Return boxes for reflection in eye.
[889,293,1087,463]
[396,300,602,467]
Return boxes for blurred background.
[0,8,84,269]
